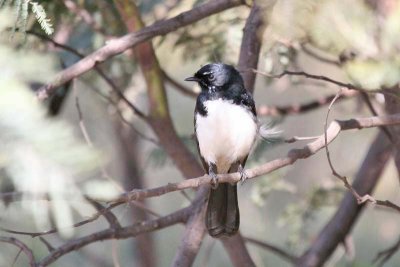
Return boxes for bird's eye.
[208,74,215,81]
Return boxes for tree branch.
[170,190,207,267]
[221,234,256,267]
[373,235,400,267]
[237,4,266,93]
[37,206,192,267]
[257,91,357,116]
[162,69,199,98]
[297,131,392,267]
[62,0,108,36]
[36,0,244,100]
[300,44,341,66]
[244,236,297,263]
[0,237,36,267]
[26,30,147,119]
[252,69,397,97]
[0,202,122,237]
[3,113,400,210]
[106,113,400,207]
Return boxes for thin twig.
[257,91,357,117]
[301,44,341,66]
[0,237,36,267]
[324,90,368,201]
[162,69,198,98]
[73,84,124,192]
[360,92,394,143]
[373,235,400,266]
[36,0,244,100]
[39,237,54,252]
[2,114,400,212]
[62,0,108,36]
[78,79,159,146]
[252,69,398,98]
[37,205,193,266]
[85,198,122,229]
[323,91,397,209]
[128,200,161,218]
[0,202,121,237]
[11,248,23,267]
[244,236,297,263]
[3,111,400,215]
[27,30,147,120]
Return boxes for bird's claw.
[238,165,248,185]
[209,172,218,189]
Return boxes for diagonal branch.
[237,4,267,93]
[105,113,400,211]
[162,69,199,98]
[37,206,193,267]
[244,236,298,263]
[27,30,147,119]
[3,113,400,212]
[297,131,392,267]
[252,69,398,97]
[0,237,36,267]
[36,0,244,100]
[257,91,357,116]
[373,235,400,267]
[0,202,122,237]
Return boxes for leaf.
[344,59,400,89]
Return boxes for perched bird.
[185,63,258,237]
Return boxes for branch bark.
[244,236,297,263]
[384,92,400,182]
[116,120,156,267]
[113,2,208,266]
[106,113,400,206]
[37,206,192,267]
[237,4,266,93]
[36,0,244,100]
[296,131,392,267]
[170,189,207,267]
[221,234,256,267]
[0,237,36,267]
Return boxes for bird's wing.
[240,91,257,118]
[194,111,209,174]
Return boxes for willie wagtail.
[185,63,258,237]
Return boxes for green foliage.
[0,12,118,238]
[30,1,53,35]
[278,184,345,248]
[1,0,54,36]
[251,173,295,207]
[268,0,400,90]
[165,12,245,63]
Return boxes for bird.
[185,63,258,237]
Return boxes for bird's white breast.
[195,99,257,173]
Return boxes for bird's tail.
[206,182,239,237]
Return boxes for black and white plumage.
[185,63,258,237]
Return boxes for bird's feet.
[238,164,248,185]
[209,163,218,189]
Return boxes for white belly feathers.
[195,99,257,173]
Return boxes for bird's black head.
[185,63,244,92]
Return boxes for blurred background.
[0,0,400,266]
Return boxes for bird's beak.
[184,76,200,82]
